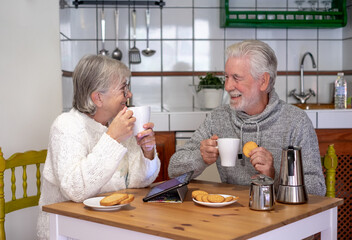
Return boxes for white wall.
[0,1,61,239]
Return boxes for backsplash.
[60,0,352,112]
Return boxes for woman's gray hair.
[72,55,131,115]
[226,40,277,93]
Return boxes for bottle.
[334,72,347,109]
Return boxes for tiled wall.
[60,0,352,112]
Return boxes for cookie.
[119,194,134,205]
[202,195,210,202]
[196,194,207,202]
[207,194,225,203]
[192,190,208,199]
[100,193,128,206]
[243,141,258,157]
[224,196,234,202]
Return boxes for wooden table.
[43,180,343,240]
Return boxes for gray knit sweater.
[169,91,326,196]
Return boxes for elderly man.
[168,40,325,196]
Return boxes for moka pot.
[276,146,308,204]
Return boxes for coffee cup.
[217,138,240,167]
[128,106,151,136]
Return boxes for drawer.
[317,110,352,129]
[150,113,169,131]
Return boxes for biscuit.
[224,196,234,202]
[207,194,225,203]
[195,194,207,202]
[192,190,208,199]
[119,194,134,205]
[202,195,210,202]
[100,193,128,206]
[243,141,258,157]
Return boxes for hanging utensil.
[99,9,109,56]
[142,9,156,57]
[129,9,141,64]
[112,9,123,60]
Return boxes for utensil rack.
[72,0,165,8]
[220,0,347,28]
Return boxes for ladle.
[111,9,123,60]
[142,9,155,57]
[99,9,109,56]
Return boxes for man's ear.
[91,91,103,107]
[260,72,270,92]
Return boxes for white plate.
[192,194,238,207]
[83,197,128,211]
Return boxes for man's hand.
[200,135,219,165]
[249,147,275,179]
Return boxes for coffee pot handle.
[288,146,295,176]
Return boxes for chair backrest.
[0,147,47,240]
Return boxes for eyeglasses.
[123,81,131,97]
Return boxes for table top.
[42,180,343,240]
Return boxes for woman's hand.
[136,122,156,160]
[107,107,136,143]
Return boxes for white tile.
[225,28,256,39]
[257,0,287,8]
[287,41,317,71]
[162,9,193,39]
[343,6,352,38]
[194,0,220,7]
[163,77,193,109]
[274,76,287,102]
[229,0,256,8]
[164,0,192,7]
[130,77,161,112]
[162,41,193,71]
[194,40,225,71]
[194,9,224,39]
[61,41,97,71]
[318,28,342,40]
[288,29,317,39]
[343,39,352,69]
[287,76,317,104]
[317,76,335,104]
[257,29,287,39]
[262,40,287,71]
[318,40,342,71]
[63,8,97,39]
[129,40,161,72]
[62,76,73,111]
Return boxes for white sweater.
[37,108,160,239]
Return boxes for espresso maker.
[276,146,308,204]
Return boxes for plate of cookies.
[192,190,239,207]
[83,193,134,211]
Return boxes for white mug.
[217,138,240,167]
[128,106,151,136]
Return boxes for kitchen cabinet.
[220,0,347,28]
[154,131,175,182]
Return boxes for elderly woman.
[37,55,160,239]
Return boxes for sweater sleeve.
[124,137,161,188]
[292,113,326,196]
[45,122,127,202]
[168,115,212,179]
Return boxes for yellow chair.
[0,147,47,240]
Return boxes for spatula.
[129,9,141,64]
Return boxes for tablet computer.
[143,171,194,202]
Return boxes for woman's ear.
[91,91,103,107]
[260,72,270,92]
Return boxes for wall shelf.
[220,0,347,28]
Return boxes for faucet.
[289,52,316,104]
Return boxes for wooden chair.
[0,147,47,240]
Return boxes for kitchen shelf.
[220,0,347,28]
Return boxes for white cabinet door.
[317,110,352,129]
